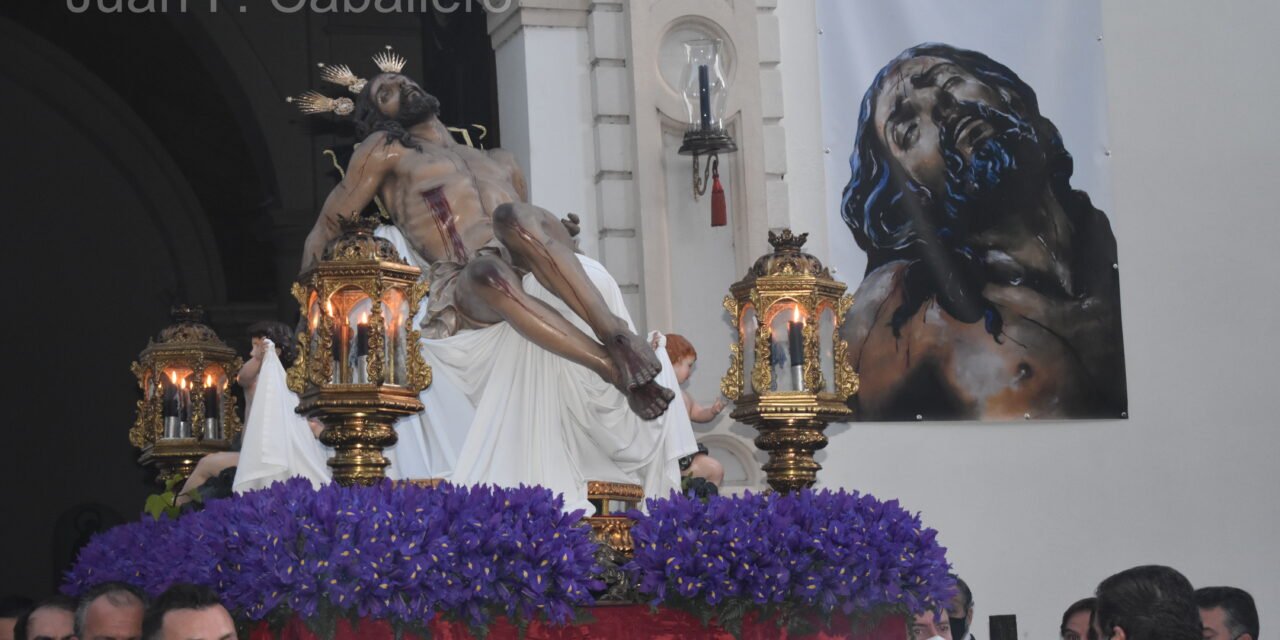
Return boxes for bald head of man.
[74,583,146,640]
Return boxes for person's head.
[0,596,34,640]
[908,610,953,640]
[353,72,441,151]
[663,334,697,384]
[1060,597,1096,640]
[75,583,146,640]
[14,596,74,640]
[946,574,973,638]
[1195,586,1258,640]
[246,321,297,368]
[840,42,1098,339]
[1094,565,1201,640]
[140,585,233,640]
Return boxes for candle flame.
[169,370,178,384]
[792,305,803,324]
[326,300,335,317]
[179,378,188,391]
[205,374,213,386]
[359,312,369,325]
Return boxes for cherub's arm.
[235,340,268,391]
[684,390,727,423]
[301,135,399,272]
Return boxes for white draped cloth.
[233,343,331,493]
[234,226,697,514]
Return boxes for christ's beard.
[936,100,1048,233]
[396,89,440,127]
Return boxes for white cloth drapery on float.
[232,344,331,492]
[234,225,698,514]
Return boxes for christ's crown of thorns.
[287,46,407,117]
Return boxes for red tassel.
[710,167,727,227]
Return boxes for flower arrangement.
[62,479,601,634]
[625,489,953,636]
[63,481,949,638]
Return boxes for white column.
[489,0,600,258]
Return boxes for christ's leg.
[456,255,672,420]
[491,202,665,394]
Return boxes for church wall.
[794,1,1278,637]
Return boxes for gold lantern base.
[731,392,853,493]
[585,480,643,557]
[299,386,423,486]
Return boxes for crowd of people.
[0,565,1259,640]
[910,566,1259,640]
[1,583,233,640]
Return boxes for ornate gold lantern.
[720,229,859,492]
[130,305,243,485]
[585,481,645,557]
[288,214,431,486]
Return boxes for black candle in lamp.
[203,374,222,440]
[356,314,370,357]
[788,307,805,390]
[178,377,192,437]
[162,372,179,418]
[162,372,180,438]
[698,64,711,131]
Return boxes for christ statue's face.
[368,73,437,124]
[872,56,1007,197]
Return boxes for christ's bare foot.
[627,380,674,420]
[604,331,663,390]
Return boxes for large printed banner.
[818,1,1127,421]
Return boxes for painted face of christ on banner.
[838,43,1127,421]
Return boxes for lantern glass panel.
[769,301,805,392]
[740,304,757,394]
[382,289,411,386]
[680,39,728,132]
[307,295,324,374]
[322,287,373,384]
[820,306,836,393]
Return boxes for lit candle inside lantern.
[788,306,805,391]
[203,373,222,440]
[356,312,370,357]
[162,370,181,438]
[178,377,192,437]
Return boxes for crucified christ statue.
[300,71,673,420]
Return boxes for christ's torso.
[377,140,521,265]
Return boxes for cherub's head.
[664,334,697,385]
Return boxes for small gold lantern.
[130,305,243,485]
[720,229,859,492]
[288,214,431,485]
